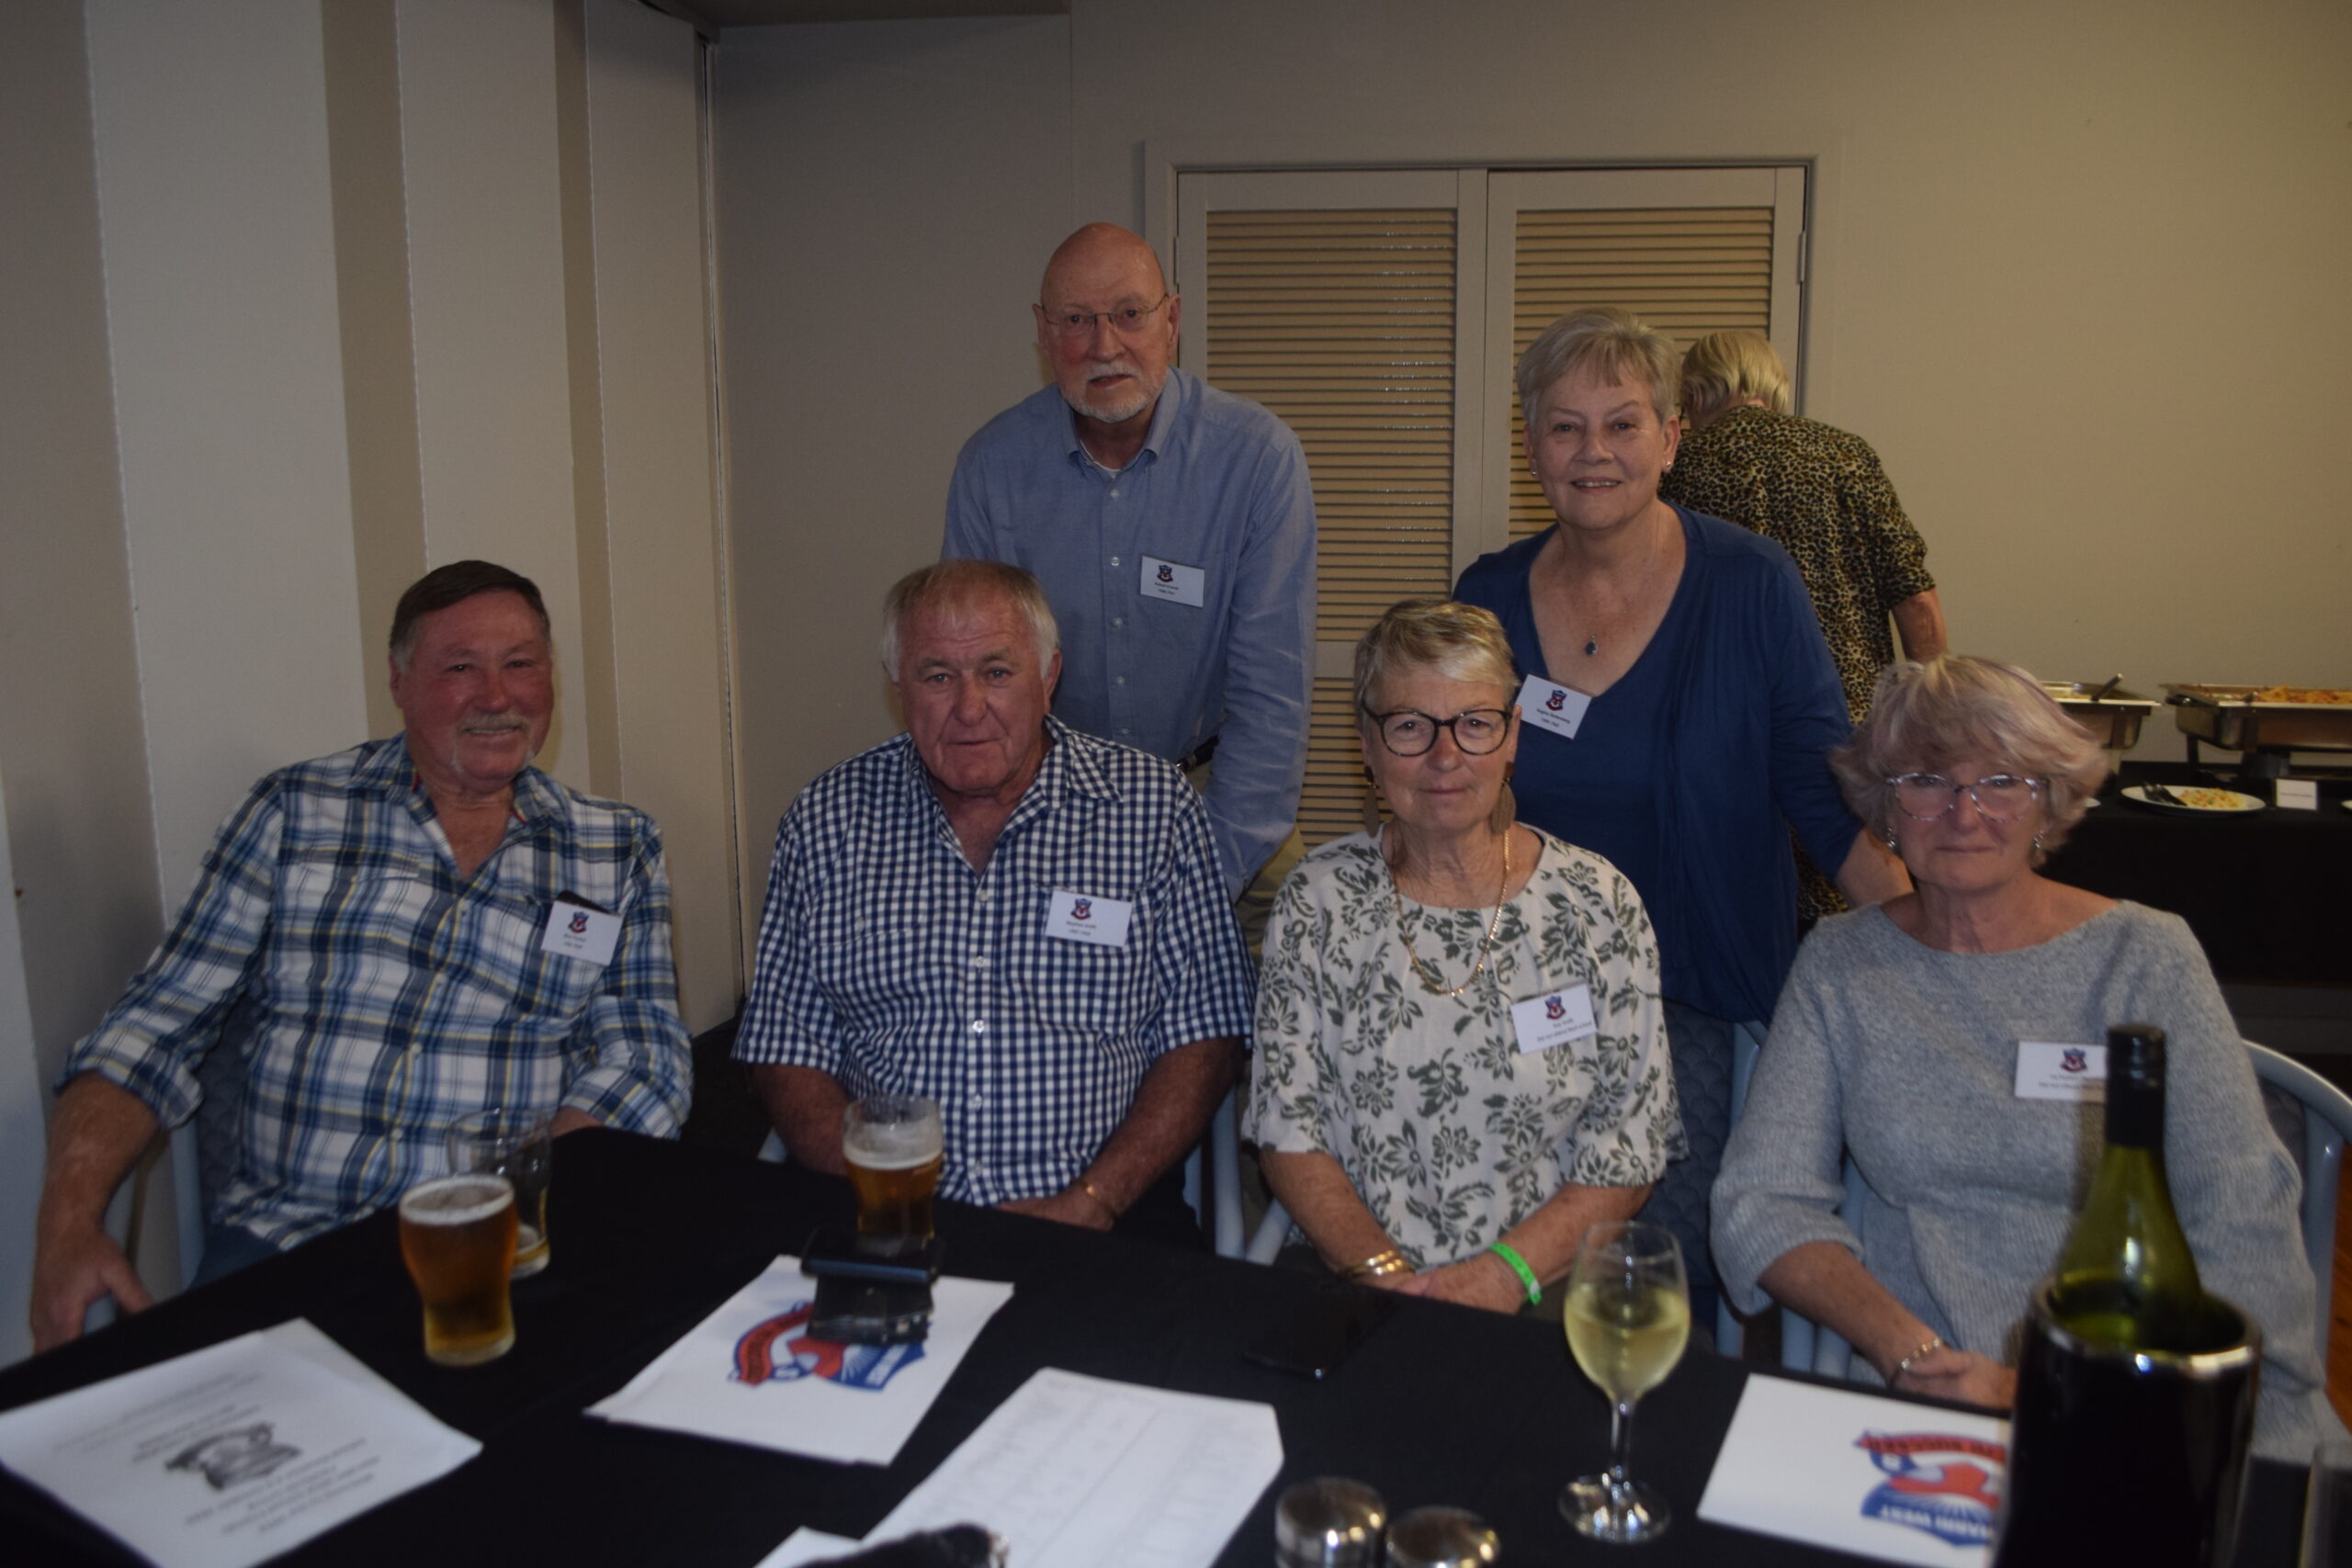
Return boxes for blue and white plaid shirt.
[735,718,1254,1205]
[64,736,691,1247]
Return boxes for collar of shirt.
[896,714,1122,859]
[349,733,562,837]
[1059,362,1191,476]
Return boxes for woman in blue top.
[1454,307,1909,1314]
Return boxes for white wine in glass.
[1561,1219,1690,1542]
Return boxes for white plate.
[2121,784,2266,816]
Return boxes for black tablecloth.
[2042,760,2352,986]
[0,1132,2308,1566]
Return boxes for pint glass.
[842,1095,944,1238]
[447,1107,554,1277]
[398,1173,518,1366]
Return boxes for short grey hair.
[1831,656,2111,863]
[1516,306,1679,428]
[1678,330,1792,429]
[880,558,1059,677]
[1352,598,1518,716]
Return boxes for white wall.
[714,16,1073,941]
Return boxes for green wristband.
[1487,1241,1542,1305]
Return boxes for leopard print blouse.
[1660,404,1935,721]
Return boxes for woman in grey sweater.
[1712,656,2334,1460]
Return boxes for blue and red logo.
[568,910,591,935]
[1544,995,1566,1021]
[732,1302,924,1392]
[1156,563,1175,584]
[1072,898,1092,920]
[1544,690,1566,712]
[1855,1431,2006,1547]
[2061,1049,2088,1074]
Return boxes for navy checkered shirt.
[63,736,691,1247]
[734,718,1254,1204]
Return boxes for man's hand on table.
[30,1224,153,1353]
[998,1186,1116,1231]
[548,1108,603,1136]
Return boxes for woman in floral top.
[1245,600,1685,1314]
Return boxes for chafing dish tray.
[2041,682,2156,751]
[2164,684,2352,752]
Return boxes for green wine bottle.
[2047,1024,2208,1351]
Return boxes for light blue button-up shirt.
[944,367,1316,896]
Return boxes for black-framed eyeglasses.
[1038,292,1173,340]
[1884,773,2045,822]
[1363,706,1513,757]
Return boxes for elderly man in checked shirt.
[29,561,690,1351]
[735,560,1253,1246]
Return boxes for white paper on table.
[858,1367,1283,1568]
[587,1256,1013,1465]
[756,1527,865,1565]
[0,1317,480,1568]
[1697,1376,2010,1567]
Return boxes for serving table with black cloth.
[2043,759,2352,987]
[0,1131,2310,1566]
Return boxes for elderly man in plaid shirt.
[30,561,691,1351]
[737,559,1253,1247]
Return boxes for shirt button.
[1112,616,1124,628]
[1115,675,1125,686]
[1121,727,1134,736]
[970,1018,988,1034]
[1109,555,1121,567]
[969,953,989,969]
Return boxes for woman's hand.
[1892,1345,2016,1410]
[1391,1252,1527,1315]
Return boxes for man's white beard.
[1064,358,1164,425]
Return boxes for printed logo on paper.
[568,910,591,935]
[1071,898,1092,921]
[1544,995,1566,1021]
[1854,1431,2007,1548]
[1545,690,1566,712]
[1156,563,1174,584]
[166,1424,302,1491]
[732,1302,924,1392]
[2061,1048,2088,1074]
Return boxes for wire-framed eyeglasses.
[1884,773,2045,822]
[1038,292,1173,340]
[1363,706,1512,757]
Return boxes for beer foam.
[401,1173,513,1226]
[844,1125,942,1169]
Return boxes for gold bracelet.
[1894,1334,1945,1382]
[1076,1178,1119,1219]
[1340,1247,1410,1280]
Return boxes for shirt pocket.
[461,886,607,1033]
[273,857,444,1015]
[1017,882,1157,1043]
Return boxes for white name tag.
[1514,674,1591,740]
[2276,778,2318,810]
[1045,889,1134,948]
[540,899,621,966]
[2015,1041,2106,1102]
[1510,985,1598,1054]
[1138,555,1206,607]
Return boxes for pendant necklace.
[1387,827,1512,998]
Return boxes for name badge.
[1510,985,1597,1054]
[1514,674,1591,740]
[2015,1041,2106,1102]
[1046,889,1134,948]
[1139,556,1206,608]
[540,897,621,966]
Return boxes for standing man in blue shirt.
[944,223,1316,940]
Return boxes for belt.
[1176,735,1220,773]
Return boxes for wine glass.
[1560,1219,1690,1542]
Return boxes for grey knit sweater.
[1713,901,2336,1461]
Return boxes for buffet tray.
[2165,684,2352,752]
[2042,682,2157,751]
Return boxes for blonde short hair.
[1678,330,1792,429]
[1352,599,1518,715]
[1515,307,1679,428]
[1831,657,2110,862]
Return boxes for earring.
[2032,829,2046,857]
[1883,827,1898,852]
[1488,765,1517,836]
[1360,765,1384,836]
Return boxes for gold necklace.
[1387,827,1512,998]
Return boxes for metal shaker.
[1383,1506,1498,1568]
[1275,1476,1386,1567]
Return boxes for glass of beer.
[1560,1219,1690,1543]
[398,1173,518,1366]
[842,1094,944,1238]
[447,1108,554,1277]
